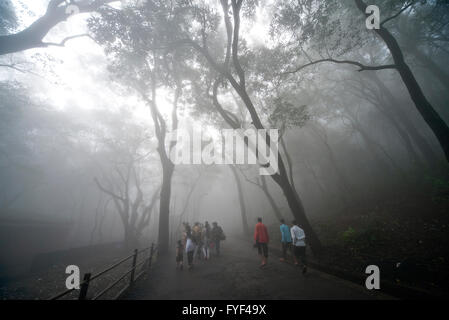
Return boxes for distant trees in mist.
[0,0,448,254]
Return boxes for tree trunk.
[231,87,323,253]
[355,0,449,163]
[302,158,328,198]
[229,166,250,236]
[410,46,449,93]
[259,176,284,222]
[354,121,408,184]
[228,87,323,253]
[370,100,423,167]
[310,125,353,207]
[157,161,174,254]
[368,72,439,166]
[0,0,116,56]
[270,165,322,254]
[193,2,323,253]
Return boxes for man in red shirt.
[254,217,269,267]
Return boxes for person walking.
[254,217,269,268]
[192,222,202,260]
[279,219,292,262]
[185,234,196,270]
[202,221,211,260]
[211,222,225,256]
[176,240,184,270]
[290,220,307,274]
[182,222,191,247]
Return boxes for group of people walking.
[254,217,307,273]
[176,221,225,270]
[175,217,307,273]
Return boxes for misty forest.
[0,0,448,299]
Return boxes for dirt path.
[122,238,393,300]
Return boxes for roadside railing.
[49,243,157,300]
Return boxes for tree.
[88,108,161,249]
[88,1,191,253]
[237,166,285,222]
[0,0,116,56]
[94,154,161,249]
[179,0,323,253]
[273,0,449,163]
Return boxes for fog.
[0,0,448,298]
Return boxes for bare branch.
[235,165,261,188]
[41,33,96,47]
[0,62,47,79]
[381,2,415,27]
[211,78,240,129]
[282,58,397,75]
[94,177,126,202]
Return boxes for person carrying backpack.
[290,220,307,274]
[279,219,292,262]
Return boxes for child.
[176,240,184,270]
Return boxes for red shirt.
[254,222,269,243]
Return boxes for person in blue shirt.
[279,219,292,262]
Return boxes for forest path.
[122,238,393,300]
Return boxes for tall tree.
[88,1,191,253]
[181,0,323,253]
[274,0,449,163]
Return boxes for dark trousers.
[187,251,194,266]
[281,242,291,259]
[293,246,307,266]
[215,240,220,256]
[257,242,268,258]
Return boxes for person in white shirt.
[185,234,196,270]
[290,220,307,274]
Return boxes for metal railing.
[49,243,157,300]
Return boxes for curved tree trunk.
[192,1,323,254]
[355,0,449,163]
[0,0,115,56]
[270,166,322,254]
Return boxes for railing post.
[148,243,154,271]
[78,273,91,300]
[130,249,138,285]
